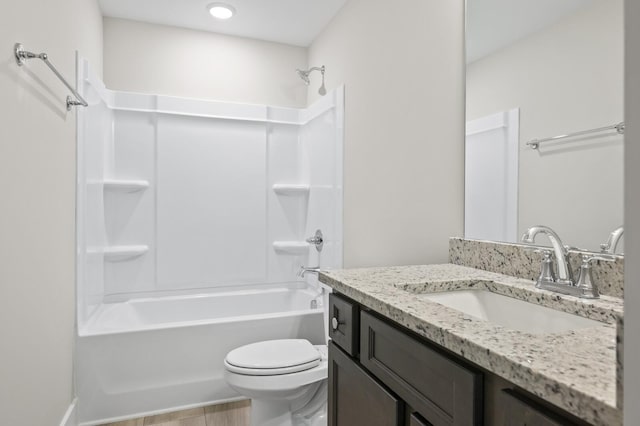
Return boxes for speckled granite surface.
[319,264,623,426]
[449,238,624,298]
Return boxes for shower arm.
[298,66,325,83]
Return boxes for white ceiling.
[467,0,595,63]
[98,0,348,47]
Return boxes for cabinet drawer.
[360,311,482,426]
[500,390,585,426]
[329,341,403,426]
[329,293,359,356]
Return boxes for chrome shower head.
[296,69,311,85]
[296,65,327,95]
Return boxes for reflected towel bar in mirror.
[526,122,625,150]
[14,42,88,111]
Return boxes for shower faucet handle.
[306,230,324,252]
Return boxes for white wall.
[307,0,466,267]
[624,0,640,420]
[103,18,308,108]
[466,0,624,250]
[0,1,103,425]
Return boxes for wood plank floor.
[101,400,251,426]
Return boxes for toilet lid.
[225,339,321,375]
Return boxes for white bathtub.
[77,285,326,425]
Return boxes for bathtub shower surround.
[449,237,624,298]
[75,58,343,425]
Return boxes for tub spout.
[298,266,320,278]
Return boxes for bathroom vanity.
[328,293,481,425]
[321,260,623,426]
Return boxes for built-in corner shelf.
[87,245,150,262]
[272,184,310,196]
[273,241,310,255]
[104,179,150,193]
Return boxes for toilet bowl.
[224,339,328,426]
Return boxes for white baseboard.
[60,398,78,426]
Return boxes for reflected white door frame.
[464,109,519,242]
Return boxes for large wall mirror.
[465,0,624,253]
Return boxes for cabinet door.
[328,341,403,426]
[410,413,433,426]
[500,390,584,426]
[360,311,482,426]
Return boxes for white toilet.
[224,339,328,426]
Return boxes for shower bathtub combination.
[75,58,344,425]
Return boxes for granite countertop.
[319,264,624,426]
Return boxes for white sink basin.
[420,290,602,334]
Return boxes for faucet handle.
[575,255,605,299]
[574,254,615,299]
[305,229,324,252]
[535,250,556,287]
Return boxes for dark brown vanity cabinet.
[498,389,589,426]
[410,413,433,426]
[360,311,482,425]
[328,292,593,426]
[329,341,404,425]
[328,293,481,426]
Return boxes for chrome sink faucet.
[521,225,616,299]
[521,225,573,285]
[600,226,624,254]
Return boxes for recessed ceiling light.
[208,3,235,20]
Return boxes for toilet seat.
[225,339,322,376]
[225,356,328,393]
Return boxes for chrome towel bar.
[526,122,625,150]
[14,42,88,111]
